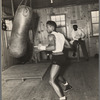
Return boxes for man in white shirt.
[70,25,89,61]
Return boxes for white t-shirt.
[71,28,85,41]
[70,28,85,44]
[51,31,65,53]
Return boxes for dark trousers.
[72,40,88,59]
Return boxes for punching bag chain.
[19,0,24,6]
[24,0,28,5]
[19,0,31,7]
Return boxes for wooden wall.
[1,30,19,71]
[1,3,99,70]
[33,3,99,57]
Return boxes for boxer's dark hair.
[46,21,57,31]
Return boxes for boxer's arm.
[64,39,71,48]
[46,34,56,51]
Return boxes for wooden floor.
[2,63,50,81]
[2,58,99,100]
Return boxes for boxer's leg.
[49,64,66,99]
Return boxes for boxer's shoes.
[60,96,67,100]
[72,52,76,57]
[59,82,72,100]
[63,82,72,92]
[64,83,72,92]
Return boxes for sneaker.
[64,84,72,92]
[72,52,76,57]
[60,97,67,100]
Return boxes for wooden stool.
[64,44,80,62]
[76,43,80,62]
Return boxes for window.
[91,11,99,36]
[5,19,13,31]
[2,19,13,48]
[51,14,65,27]
[51,14,67,36]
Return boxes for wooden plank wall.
[33,3,99,57]
[1,3,99,70]
[1,31,19,71]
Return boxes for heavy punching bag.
[9,1,33,58]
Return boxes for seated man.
[70,25,89,61]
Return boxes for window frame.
[50,14,66,27]
[90,10,99,37]
[50,14,67,36]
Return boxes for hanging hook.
[19,0,32,7]
[19,0,24,6]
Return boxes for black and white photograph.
[1,0,99,100]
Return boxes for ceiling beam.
[2,0,99,9]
